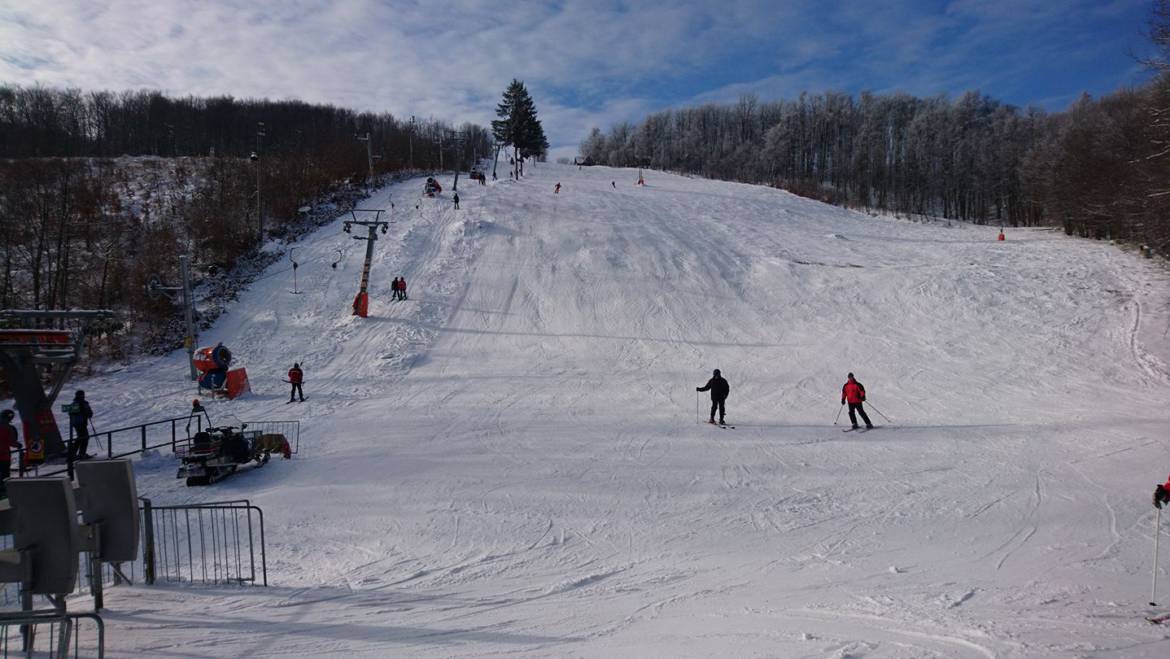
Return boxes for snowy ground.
[62,163,1170,656]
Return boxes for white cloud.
[0,0,1153,157]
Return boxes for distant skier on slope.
[554,182,561,194]
[1153,474,1170,508]
[841,373,874,430]
[399,277,408,300]
[391,277,401,300]
[696,369,730,425]
[287,363,305,403]
[611,181,616,189]
[453,193,460,210]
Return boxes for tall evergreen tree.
[492,80,547,179]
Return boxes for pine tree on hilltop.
[492,80,548,180]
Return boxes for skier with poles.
[1151,474,1170,615]
[453,192,460,210]
[840,373,873,430]
[287,363,305,403]
[68,390,94,460]
[696,369,730,425]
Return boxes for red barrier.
[225,368,251,400]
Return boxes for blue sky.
[0,0,1157,160]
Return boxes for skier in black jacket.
[68,390,94,461]
[696,369,730,425]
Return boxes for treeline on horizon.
[0,85,492,358]
[580,79,1169,251]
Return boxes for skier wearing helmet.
[841,373,874,430]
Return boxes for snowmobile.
[176,400,270,486]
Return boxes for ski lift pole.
[289,248,300,294]
[180,255,197,381]
[343,210,388,317]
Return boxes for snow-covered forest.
[0,89,492,357]
[580,76,1170,252]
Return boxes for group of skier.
[695,369,874,430]
[391,277,408,301]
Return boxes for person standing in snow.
[391,277,400,300]
[287,363,305,403]
[0,409,22,485]
[554,182,561,194]
[399,277,408,300]
[840,373,874,429]
[696,369,730,425]
[1154,475,1170,508]
[611,181,616,189]
[453,193,460,210]
[68,390,94,460]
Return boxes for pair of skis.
[842,425,881,433]
[706,421,736,430]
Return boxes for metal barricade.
[241,420,300,455]
[0,610,104,658]
[19,415,204,479]
[139,499,267,587]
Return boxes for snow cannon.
[193,343,232,372]
[193,343,250,400]
[424,177,442,197]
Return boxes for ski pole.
[1153,506,1163,607]
[866,401,893,423]
[90,419,105,453]
[833,403,844,425]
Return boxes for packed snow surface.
[81,164,1170,656]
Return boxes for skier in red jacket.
[287,363,304,403]
[841,373,873,429]
[1154,475,1170,508]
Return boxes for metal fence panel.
[241,420,300,455]
[0,611,104,658]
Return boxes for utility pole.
[254,121,266,242]
[343,210,389,318]
[357,131,374,188]
[147,255,198,380]
[409,116,415,170]
[453,132,465,191]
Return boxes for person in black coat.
[68,390,94,460]
[696,369,730,424]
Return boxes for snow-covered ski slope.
[93,163,1170,657]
